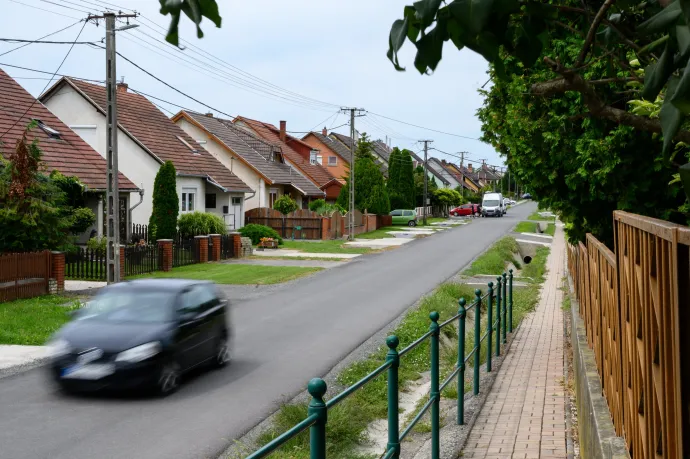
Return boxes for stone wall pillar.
[50,251,65,293]
[209,234,221,261]
[158,239,173,272]
[195,235,209,263]
[321,217,330,240]
[119,246,125,278]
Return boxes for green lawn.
[133,263,322,284]
[281,240,372,254]
[514,221,538,233]
[0,296,80,345]
[527,211,556,221]
[355,227,398,239]
[544,223,556,236]
[463,237,521,276]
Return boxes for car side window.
[404,210,414,216]
[179,287,205,316]
[390,210,402,216]
[197,285,217,310]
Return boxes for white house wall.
[43,86,158,225]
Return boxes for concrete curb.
[0,355,49,380]
[567,274,629,459]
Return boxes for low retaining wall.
[568,275,629,459]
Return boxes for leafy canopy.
[273,194,299,215]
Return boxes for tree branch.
[530,72,690,144]
[576,0,616,67]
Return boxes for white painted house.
[41,78,253,232]
[172,111,325,211]
[427,157,461,189]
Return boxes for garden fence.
[0,251,52,302]
[123,245,159,277]
[172,234,198,268]
[66,247,106,281]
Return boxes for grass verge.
[514,221,537,233]
[544,223,556,236]
[281,240,372,254]
[250,242,550,458]
[133,263,322,284]
[527,211,556,221]
[463,237,521,276]
[0,295,80,345]
[355,227,398,239]
[249,256,350,262]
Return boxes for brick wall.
[321,217,330,240]
[119,246,125,277]
[50,251,65,293]
[195,236,209,263]
[231,232,242,258]
[158,239,173,272]
[209,234,221,261]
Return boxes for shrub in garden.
[273,195,298,215]
[177,211,226,237]
[308,199,325,212]
[149,161,178,240]
[239,224,283,245]
[86,236,107,253]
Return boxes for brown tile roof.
[233,116,334,187]
[46,78,251,193]
[304,132,351,166]
[0,70,137,191]
[330,132,390,175]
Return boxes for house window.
[328,156,337,166]
[181,188,197,212]
[32,118,60,139]
[269,188,278,208]
[231,197,242,205]
[205,193,216,209]
[310,150,322,165]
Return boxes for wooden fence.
[0,251,52,302]
[567,211,690,458]
[245,208,323,240]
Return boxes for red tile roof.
[0,69,137,191]
[45,78,251,193]
[233,116,335,187]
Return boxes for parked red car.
[450,204,474,217]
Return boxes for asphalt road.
[0,202,536,459]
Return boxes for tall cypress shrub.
[387,147,402,208]
[399,149,415,208]
[149,161,179,240]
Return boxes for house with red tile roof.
[0,69,139,244]
[232,117,342,202]
[41,78,253,230]
[172,110,325,210]
[301,127,351,184]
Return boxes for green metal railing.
[246,270,516,459]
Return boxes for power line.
[0,20,82,57]
[8,0,81,19]
[367,111,484,141]
[0,20,87,140]
[0,38,100,45]
[39,0,91,14]
[0,61,104,82]
[51,0,95,13]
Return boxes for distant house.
[173,111,325,210]
[328,132,391,177]
[409,151,451,188]
[232,117,342,202]
[301,127,351,183]
[0,69,138,244]
[41,78,252,230]
[440,161,481,193]
[427,157,462,189]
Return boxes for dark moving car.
[47,279,230,395]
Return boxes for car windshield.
[79,288,175,323]
[483,200,499,207]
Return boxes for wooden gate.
[329,211,343,239]
[285,209,322,240]
[245,208,285,236]
[0,251,52,302]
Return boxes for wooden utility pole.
[421,140,433,225]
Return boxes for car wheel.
[214,335,231,368]
[157,361,180,396]
[408,220,417,227]
[451,212,457,217]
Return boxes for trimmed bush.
[273,195,298,215]
[149,161,178,240]
[308,199,326,212]
[86,236,106,252]
[239,224,283,245]
[177,211,227,237]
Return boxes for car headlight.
[46,338,70,358]
[115,342,161,363]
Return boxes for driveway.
[0,203,536,459]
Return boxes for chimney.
[441,159,447,165]
[279,120,286,143]
[116,82,128,93]
[322,126,327,136]
[205,112,213,117]
[468,163,473,172]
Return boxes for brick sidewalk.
[461,225,567,459]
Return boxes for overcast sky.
[0,0,502,169]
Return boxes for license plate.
[62,364,114,380]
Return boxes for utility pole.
[341,107,364,241]
[89,11,137,284]
[459,151,466,199]
[421,140,433,225]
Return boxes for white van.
[482,192,504,217]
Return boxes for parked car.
[450,204,474,217]
[47,279,231,396]
[390,209,418,226]
[482,192,505,217]
[521,193,532,199]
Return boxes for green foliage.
[273,194,298,215]
[177,211,226,237]
[463,237,520,277]
[432,188,463,207]
[149,161,179,241]
[70,207,96,235]
[337,134,391,214]
[414,166,438,206]
[308,199,325,212]
[86,236,107,252]
[0,295,80,345]
[239,224,283,245]
[0,125,81,252]
[399,149,416,207]
[159,0,222,46]
[389,148,416,209]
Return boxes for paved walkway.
[461,224,567,459]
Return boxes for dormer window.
[176,135,199,155]
[310,149,322,165]
[32,119,60,139]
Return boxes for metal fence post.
[503,272,513,333]
[429,311,440,459]
[457,298,466,425]
[486,282,493,372]
[473,289,481,396]
[307,378,327,459]
[508,269,514,334]
[386,336,400,459]
[496,276,503,350]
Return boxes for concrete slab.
[65,280,106,291]
[518,232,554,239]
[252,249,360,259]
[345,238,415,248]
[387,230,435,238]
[0,345,47,371]
[515,238,552,247]
[224,258,347,269]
